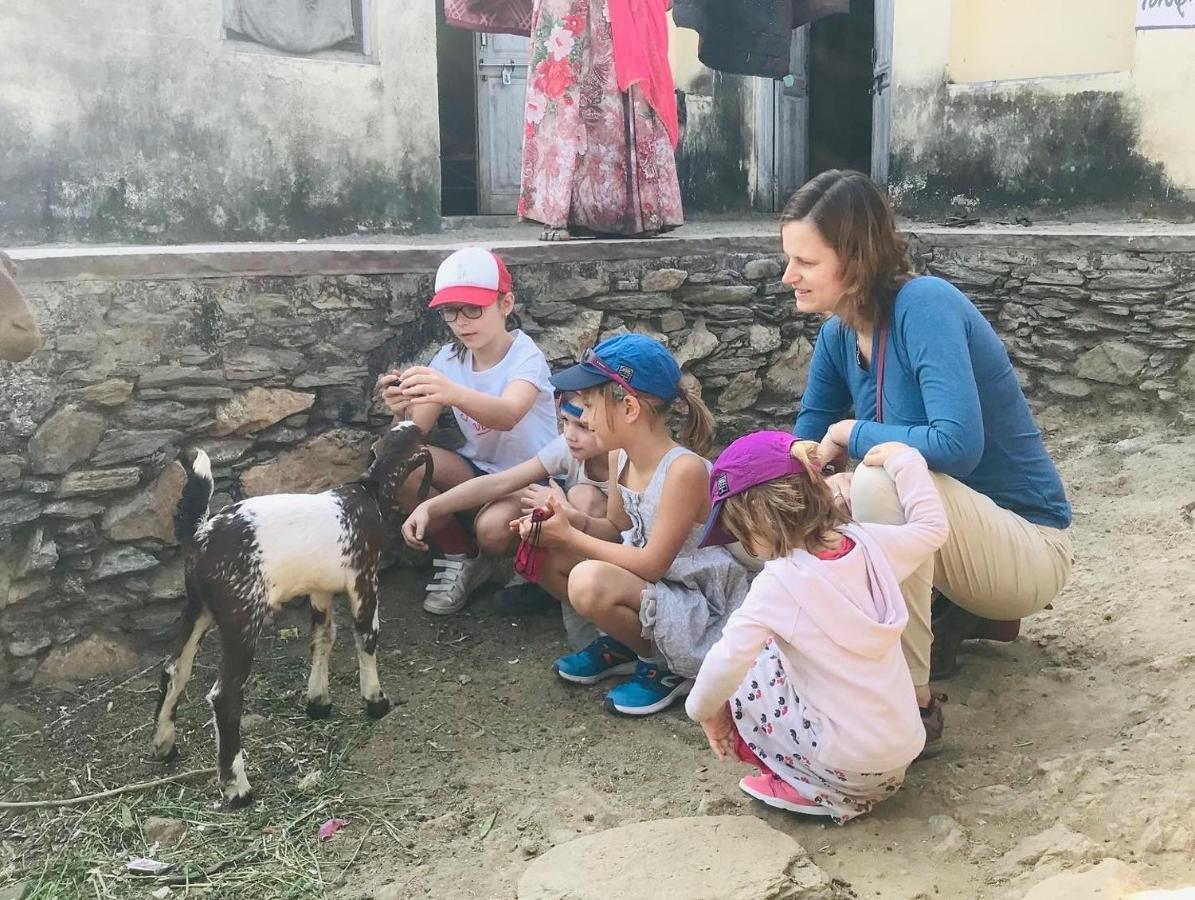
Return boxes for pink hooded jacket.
[686,449,948,774]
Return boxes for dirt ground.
[2,406,1194,899]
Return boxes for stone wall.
[2,229,1193,686]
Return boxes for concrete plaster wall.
[889,0,1195,221]
[0,0,441,246]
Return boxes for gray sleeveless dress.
[617,447,751,677]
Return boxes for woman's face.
[781,219,847,318]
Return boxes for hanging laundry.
[673,0,850,78]
[444,0,534,37]
[223,0,356,54]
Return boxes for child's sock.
[432,516,478,557]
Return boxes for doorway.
[435,16,529,217]
[753,0,893,211]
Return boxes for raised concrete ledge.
[6,233,781,283]
[8,223,1195,282]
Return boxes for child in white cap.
[377,247,557,615]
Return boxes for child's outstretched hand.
[520,481,568,518]
[700,705,736,761]
[514,494,574,547]
[399,366,459,408]
[862,441,912,468]
[401,501,433,551]
[377,370,410,418]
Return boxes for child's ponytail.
[675,377,715,458]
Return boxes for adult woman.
[518,0,683,241]
[785,170,1073,757]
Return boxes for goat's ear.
[360,437,383,481]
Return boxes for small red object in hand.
[514,505,553,582]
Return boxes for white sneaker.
[422,554,496,615]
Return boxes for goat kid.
[152,421,432,808]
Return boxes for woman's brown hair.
[780,169,913,328]
[719,441,849,559]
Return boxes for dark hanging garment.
[672,0,850,78]
[444,0,534,37]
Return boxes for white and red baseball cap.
[429,247,513,309]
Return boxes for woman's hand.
[520,481,569,517]
[700,704,736,761]
[377,371,411,418]
[512,494,574,548]
[399,366,459,408]
[816,419,855,474]
[862,441,911,468]
[401,501,434,551]
[826,472,853,515]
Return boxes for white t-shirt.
[428,330,558,474]
[536,435,608,491]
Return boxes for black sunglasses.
[438,305,486,323]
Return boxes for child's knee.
[568,561,611,616]
[567,484,606,517]
[474,508,515,555]
[849,464,903,525]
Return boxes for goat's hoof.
[306,700,333,720]
[223,790,255,811]
[365,697,391,720]
[152,743,179,764]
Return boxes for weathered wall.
[0,1,440,246]
[2,231,1195,685]
[890,0,1195,220]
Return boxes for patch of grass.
[0,639,416,899]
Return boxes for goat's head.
[363,420,433,514]
[0,251,44,363]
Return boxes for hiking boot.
[605,660,692,716]
[554,635,638,685]
[917,690,947,761]
[739,772,831,817]
[931,592,1022,680]
[422,553,496,615]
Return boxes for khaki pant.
[849,465,1074,687]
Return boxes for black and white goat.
[152,421,432,808]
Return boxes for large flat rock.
[517,815,836,900]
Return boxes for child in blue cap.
[511,333,751,716]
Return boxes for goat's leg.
[208,634,255,809]
[348,573,390,719]
[152,587,214,762]
[305,592,336,719]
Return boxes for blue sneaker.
[554,636,638,685]
[605,661,693,716]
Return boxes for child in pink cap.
[686,433,947,823]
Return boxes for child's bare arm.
[400,365,540,432]
[860,444,950,581]
[553,454,710,583]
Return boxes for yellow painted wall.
[891,0,1195,196]
[948,0,1135,83]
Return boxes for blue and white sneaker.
[554,636,638,685]
[605,660,693,716]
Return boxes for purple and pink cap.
[697,431,812,548]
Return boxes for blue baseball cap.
[551,334,682,402]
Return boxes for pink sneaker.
[739,772,832,817]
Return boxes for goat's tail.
[175,448,214,546]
